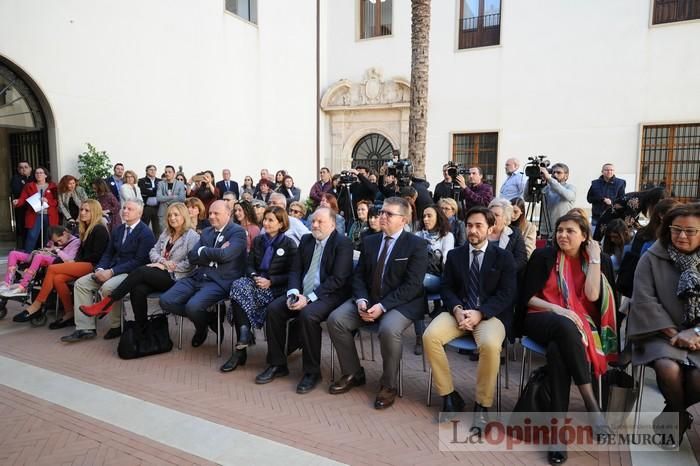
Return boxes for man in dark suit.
[422,206,517,432]
[216,169,240,200]
[63,199,156,342]
[327,197,428,409]
[105,162,125,200]
[138,164,161,238]
[253,207,353,393]
[160,200,247,347]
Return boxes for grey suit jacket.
[156,180,187,220]
[149,228,201,280]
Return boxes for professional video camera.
[444,161,469,180]
[387,158,413,187]
[524,155,551,198]
[338,170,358,185]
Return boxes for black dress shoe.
[220,349,247,373]
[547,450,567,465]
[255,365,289,384]
[374,385,398,409]
[49,317,74,330]
[103,327,122,340]
[60,329,97,343]
[191,326,209,347]
[328,368,366,395]
[442,390,466,414]
[296,373,322,394]
[12,310,34,323]
[470,402,489,435]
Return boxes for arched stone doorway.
[0,56,55,242]
[352,132,395,172]
[320,68,409,173]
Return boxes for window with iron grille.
[452,132,499,187]
[360,0,392,39]
[640,124,700,202]
[352,133,395,172]
[652,0,700,25]
[225,0,257,24]
[458,0,501,49]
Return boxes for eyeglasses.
[290,209,303,214]
[669,226,700,237]
[379,210,403,218]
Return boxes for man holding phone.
[256,207,353,393]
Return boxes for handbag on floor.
[118,314,173,359]
[513,365,552,413]
[602,367,638,428]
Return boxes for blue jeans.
[24,215,49,252]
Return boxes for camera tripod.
[525,189,552,240]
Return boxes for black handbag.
[513,365,552,412]
[118,314,173,360]
[426,248,443,276]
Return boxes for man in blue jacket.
[63,199,156,342]
[160,200,247,347]
[587,163,626,227]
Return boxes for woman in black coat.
[221,206,297,372]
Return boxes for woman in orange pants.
[18,200,111,328]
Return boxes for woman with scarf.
[628,203,700,447]
[347,200,371,250]
[517,212,617,464]
[220,206,297,373]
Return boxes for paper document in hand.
[26,192,49,213]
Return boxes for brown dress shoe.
[328,368,366,394]
[374,385,398,409]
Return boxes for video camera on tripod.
[524,155,551,200]
[386,158,413,187]
[338,170,358,185]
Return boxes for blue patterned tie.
[466,250,482,309]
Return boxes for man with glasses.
[541,163,576,237]
[309,167,333,209]
[586,163,626,229]
[138,164,161,238]
[327,197,428,409]
[10,160,33,249]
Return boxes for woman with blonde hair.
[19,200,110,328]
[79,202,200,329]
[119,170,142,206]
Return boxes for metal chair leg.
[426,367,433,407]
[216,303,222,357]
[370,333,375,361]
[359,331,366,360]
[597,375,603,410]
[398,355,403,398]
[519,348,529,396]
[496,366,502,412]
[330,343,335,382]
[178,315,183,350]
[422,350,426,372]
[633,365,645,435]
[504,342,510,389]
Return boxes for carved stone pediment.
[320,68,410,111]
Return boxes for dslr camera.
[444,161,469,180]
[524,155,551,198]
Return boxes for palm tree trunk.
[408,0,431,179]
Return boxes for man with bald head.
[63,199,156,342]
[499,158,527,200]
[252,207,354,393]
[160,200,247,347]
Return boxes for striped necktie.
[465,249,482,309]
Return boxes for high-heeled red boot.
[79,296,114,318]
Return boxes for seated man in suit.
[327,197,428,409]
[159,200,247,347]
[254,207,354,393]
[62,199,156,342]
[423,206,517,432]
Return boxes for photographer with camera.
[335,166,378,226]
[454,167,494,211]
[541,163,576,236]
[190,171,218,214]
[433,164,455,202]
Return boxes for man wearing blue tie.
[422,206,517,433]
[63,199,156,342]
[159,200,247,347]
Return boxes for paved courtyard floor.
[0,263,698,465]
